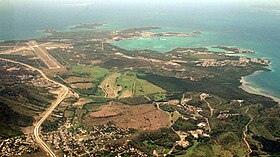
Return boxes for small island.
[213,46,255,54]
[43,25,197,42]
[70,23,105,30]
[156,32,192,37]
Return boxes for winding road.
[200,93,215,132]
[202,96,214,118]
[0,57,69,157]
[243,107,253,156]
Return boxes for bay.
[0,0,279,100]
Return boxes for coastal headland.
[0,25,280,156]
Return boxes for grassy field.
[116,72,135,97]
[60,65,112,96]
[66,65,111,82]
[116,71,166,97]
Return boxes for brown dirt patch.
[70,82,94,89]
[84,103,170,131]
[119,90,133,98]
[22,151,48,157]
[64,77,92,83]
[73,98,93,107]
[21,126,34,134]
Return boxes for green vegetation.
[130,128,180,155]
[117,96,151,105]
[60,65,112,96]
[0,84,54,137]
[116,71,166,97]
[83,97,113,111]
[1,26,279,157]
[148,93,168,101]
[139,73,275,107]
[70,66,111,80]
[252,136,280,155]
[84,96,113,104]
[64,110,74,118]
[0,102,33,138]
[159,104,176,112]
[62,65,111,83]
[75,109,87,118]
[173,117,198,132]
[174,141,235,157]
[41,120,60,132]
[83,103,103,112]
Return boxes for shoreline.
[240,71,280,103]
[2,25,280,104]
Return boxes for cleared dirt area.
[21,126,34,134]
[99,73,122,98]
[4,49,35,56]
[119,90,133,98]
[84,102,170,131]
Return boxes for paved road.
[28,41,61,69]
[0,57,69,157]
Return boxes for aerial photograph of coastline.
[0,0,280,156]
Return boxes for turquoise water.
[0,0,280,100]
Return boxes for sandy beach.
[240,71,280,103]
